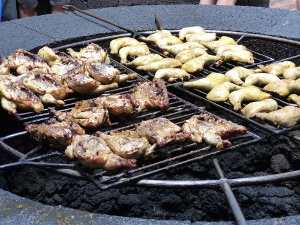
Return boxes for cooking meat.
[255,106,300,128]
[125,53,163,67]
[182,54,221,73]
[202,36,238,52]
[219,50,254,64]
[225,66,260,86]
[175,48,207,64]
[0,55,10,75]
[183,73,229,91]
[37,46,74,66]
[67,43,110,64]
[182,114,247,149]
[243,73,280,87]
[185,33,217,43]
[263,79,300,97]
[155,35,183,53]
[8,48,50,74]
[288,94,300,107]
[98,130,156,159]
[179,26,206,40]
[65,134,137,170]
[137,58,182,73]
[216,45,247,56]
[206,82,242,102]
[132,78,169,112]
[135,117,188,147]
[154,68,190,82]
[258,61,295,76]
[110,37,142,55]
[241,99,278,118]
[283,67,300,79]
[26,118,85,148]
[139,30,172,43]
[119,44,150,64]
[160,42,206,56]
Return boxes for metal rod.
[155,14,163,30]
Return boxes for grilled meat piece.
[182,114,247,149]
[98,130,156,159]
[182,54,221,73]
[219,50,254,64]
[263,79,300,97]
[258,61,295,76]
[8,49,50,75]
[0,55,10,75]
[154,68,190,82]
[202,36,238,52]
[225,66,260,86]
[132,78,169,112]
[185,33,217,44]
[37,46,74,66]
[139,30,172,43]
[183,73,229,91]
[241,99,278,118]
[110,37,142,55]
[125,54,163,67]
[288,94,300,107]
[135,117,188,147]
[155,35,183,53]
[175,48,207,64]
[26,118,85,148]
[137,58,182,73]
[243,73,280,87]
[119,44,150,64]
[206,82,242,102]
[283,67,300,79]
[160,42,206,56]
[179,26,206,40]
[65,134,137,170]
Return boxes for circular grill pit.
[1,4,300,225]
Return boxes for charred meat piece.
[135,117,188,147]
[26,118,85,148]
[98,130,156,159]
[182,114,247,149]
[8,49,50,74]
[0,55,10,75]
[132,78,169,112]
[65,134,137,170]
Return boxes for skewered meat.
[139,30,172,42]
[132,78,169,112]
[8,49,50,74]
[263,79,300,97]
[98,130,156,159]
[65,134,137,170]
[206,82,242,102]
[110,37,142,55]
[26,118,85,148]
[0,55,10,75]
[0,79,44,114]
[37,46,74,66]
[135,117,188,147]
[225,66,259,86]
[49,100,110,130]
[182,54,222,73]
[125,54,163,67]
[160,42,206,56]
[243,73,280,87]
[21,70,73,106]
[255,106,300,128]
[219,50,254,64]
[62,65,118,95]
[155,35,183,50]
[241,99,278,118]
[216,45,247,56]
[288,94,300,107]
[137,58,182,73]
[185,33,217,43]
[202,36,238,52]
[229,86,271,111]
[283,67,300,79]
[154,68,190,82]
[183,73,229,91]
[95,94,140,117]
[258,61,295,76]
[179,26,206,40]
[182,114,247,149]
[175,48,207,64]
[67,43,110,64]
[119,44,150,63]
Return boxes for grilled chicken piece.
[95,94,140,117]
[183,73,229,91]
[86,62,137,84]
[258,61,295,76]
[283,67,300,80]
[98,130,156,159]
[154,68,190,82]
[67,43,110,64]
[219,50,254,64]
[62,65,118,95]
[241,99,278,118]
[135,117,188,147]
[8,49,50,75]
[202,36,238,52]
[160,42,206,56]
[185,33,217,43]
[110,37,142,55]
[0,55,10,75]
[179,26,206,40]
[229,86,271,111]
[206,82,242,102]
[216,45,247,56]
[182,54,222,73]
[255,106,300,128]
[0,79,44,114]
[125,53,163,67]
[225,67,260,86]
[21,70,73,106]
[132,78,169,112]
[119,44,150,64]
[137,58,182,73]
[37,46,74,66]
[65,134,137,170]
[139,30,172,43]
[263,79,300,97]
[182,114,247,149]
[175,48,207,64]
[26,118,85,148]
[155,35,183,52]
[49,100,110,130]
[243,73,280,87]
[288,94,300,107]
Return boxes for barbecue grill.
[1,4,300,225]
